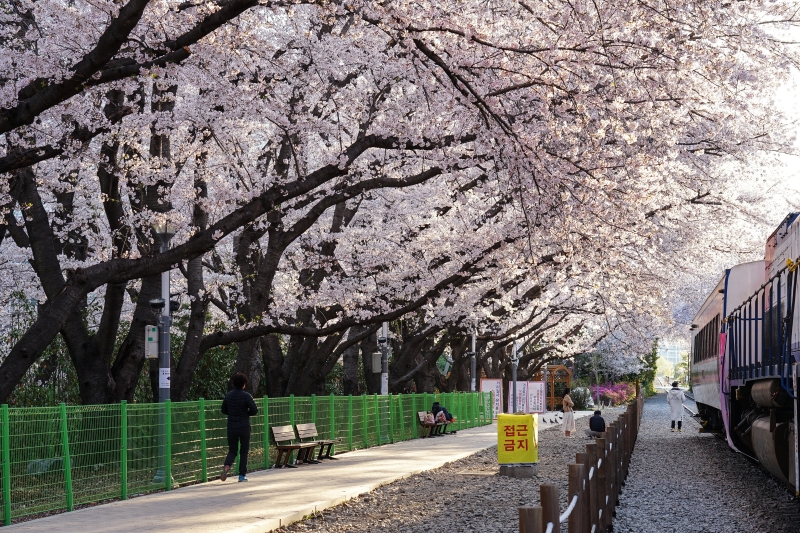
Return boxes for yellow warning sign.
[497,413,538,464]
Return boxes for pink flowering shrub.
[590,382,636,406]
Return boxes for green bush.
[570,387,593,410]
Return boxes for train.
[690,212,800,490]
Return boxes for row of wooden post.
[519,390,644,533]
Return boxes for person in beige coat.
[562,388,576,437]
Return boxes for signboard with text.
[497,413,538,464]
[507,381,528,413]
[527,381,546,413]
[481,378,503,419]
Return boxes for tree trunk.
[342,327,362,396]
[360,331,380,394]
[261,335,285,397]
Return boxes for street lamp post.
[469,330,477,392]
[378,322,389,395]
[152,221,175,403]
[150,221,175,485]
[511,341,519,413]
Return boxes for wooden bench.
[417,411,449,437]
[271,425,318,468]
[296,422,341,460]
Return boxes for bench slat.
[296,423,319,439]
[271,425,296,443]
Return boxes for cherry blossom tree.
[1,0,798,403]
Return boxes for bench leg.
[274,450,285,468]
[318,444,331,460]
[284,450,297,468]
[304,448,321,464]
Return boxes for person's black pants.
[671,420,682,430]
[225,426,251,476]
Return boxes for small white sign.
[527,381,546,413]
[145,326,158,359]
[480,378,503,419]
[159,368,171,389]
[507,381,528,413]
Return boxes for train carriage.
[691,213,800,490]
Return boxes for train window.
[693,314,721,363]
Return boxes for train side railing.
[517,389,644,533]
[726,257,799,397]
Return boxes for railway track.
[654,376,698,416]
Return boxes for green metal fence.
[0,392,491,525]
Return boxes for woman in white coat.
[562,387,576,437]
[666,381,686,432]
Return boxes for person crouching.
[585,410,606,438]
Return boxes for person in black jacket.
[221,372,258,482]
[585,410,606,438]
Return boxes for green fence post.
[199,398,207,482]
[263,397,270,469]
[329,394,335,441]
[471,393,475,427]
[398,395,405,441]
[289,394,295,427]
[373,394,380,444]
[450,392,455,429]
[311,394,317,424]
[59,403,74,512]
[2,404,11,525]
[165,400,172,491]
[347,396,354,450]
[121,400,128,500]
[457,393,463,431]
[388,395,395,444]
[413,395,418,433]
[423,392,429,415]
[362,395,368,448]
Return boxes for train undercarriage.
[728,379,796,488]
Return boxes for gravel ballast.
[613,393,800,533]
[281,394,800,533]
[279,408,625,533]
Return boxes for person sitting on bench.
[431,402,454,422]
[585,410,606,438]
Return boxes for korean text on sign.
[497,413,538,464]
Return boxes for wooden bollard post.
[621,412,630,480]
[568,463,587,533]
[608,422,619,506]
[604,439,614,529]
[585,442,599,532]
[614,419,623,495]
[606,424,615,499]
[519,506,544,533]
[576,452,591,533]
[627,411,633,473]
[540,484,560,533]
[595,437,608,531]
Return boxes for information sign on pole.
[480,378,503,419]
[145,326,158,359]
[507,381,528,413]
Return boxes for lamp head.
[151,220,176,243]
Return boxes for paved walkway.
[10,425,497,533]
[7,412,590,533]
